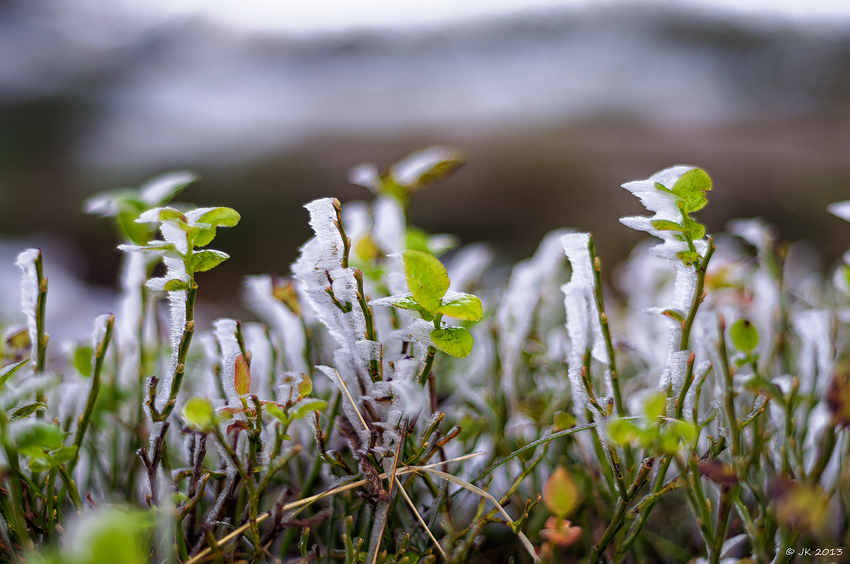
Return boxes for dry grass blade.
[333,368,369,432]
[395,476,447,559]
[411,466,541,563]
[183,452,487,564]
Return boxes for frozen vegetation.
[0,149,849,564]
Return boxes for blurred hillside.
[1,1,849,303]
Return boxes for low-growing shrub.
[1,149,848,564]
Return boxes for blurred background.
[1,0,850,310]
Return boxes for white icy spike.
[827,200,850,222]
[498,229,570,393]
[560,233,609,366]
[214,318,242,402]
[791,309,834,397]
[243,275,308,375]
[15,248,40,366]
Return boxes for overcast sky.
[127,0,850,34]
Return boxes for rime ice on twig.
[560,233,611,395]
[214,319,242,403]
[498,230,570,398]
[15,249,40,366]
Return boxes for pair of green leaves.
[132,206,240,291]
[607,391,696,454]
[650,168,712,265]
[375,250,482,358]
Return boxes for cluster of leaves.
[0,152,848,564]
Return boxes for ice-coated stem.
[587,236,624,417]
[160,282,197,420]
[679,237,715,351]
[70,315,115,473]
[716,315,741,458]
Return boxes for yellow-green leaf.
[234,354,251,396]
[542,466,579,519]
[436,292,483,321]
[430,326,473,358]
[403,250,449,313]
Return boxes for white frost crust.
[117,252,147,386]
[447,243,493,292]
[15,248,40,365]
[372,197,405,257]
[791,309,833,396]
[497,229,570,390]
[317,364,369,445]
[827,200,850,222]
[243,275,308,374]
[560,233,609,365]
[658,350,690,414]
[140,171,197,205]
[389,146,460,187]
[728,217,771,249]
[214,318,242,402]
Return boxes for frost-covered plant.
[0,151,848,564]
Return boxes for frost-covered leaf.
[430,326,473,358]
[163,279,191,291]
[436,291,483,321]
[650,220,685,232]
[9,402,48,421]
[0,360,28,389]
[369,293,434,321]
[730,318,759,352]
[195,207,241,228]
[542,466,578,518]
[403,250,450,312]
[190,249,229,272]
[676,251,701,265]
[390,146,464,188]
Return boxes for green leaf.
[197,207,241,228]
[118,210,152,246]
[666,419,696,444]
[430,326,473,358]
[436,292,483,321]
[192,226,217,248]
[642,391,667,422]
[650,219,686,232]
[74,345,94,377]
[671,168,712,213]
[9,402,48,421]
[730,318,759,352]
[405,227,432,253]
[14,422,65,457]
[375,294,434,321]
[676,251,701,265]
[157,207,188,223]
[51,445,78,464]
[190,249,230,273]
[28,457,53,472]
[542,466,579,518]
[553,412,576,432]
[403,250,449,312]
[743,374,785,404]
[182,397,215,432]
[606,418,641,444]
[654,182,674,194]
[661,309,685,324]
[163,279,191,291]
[289,398,329,421]
[689,221,706,240]
[0,360,29,389]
